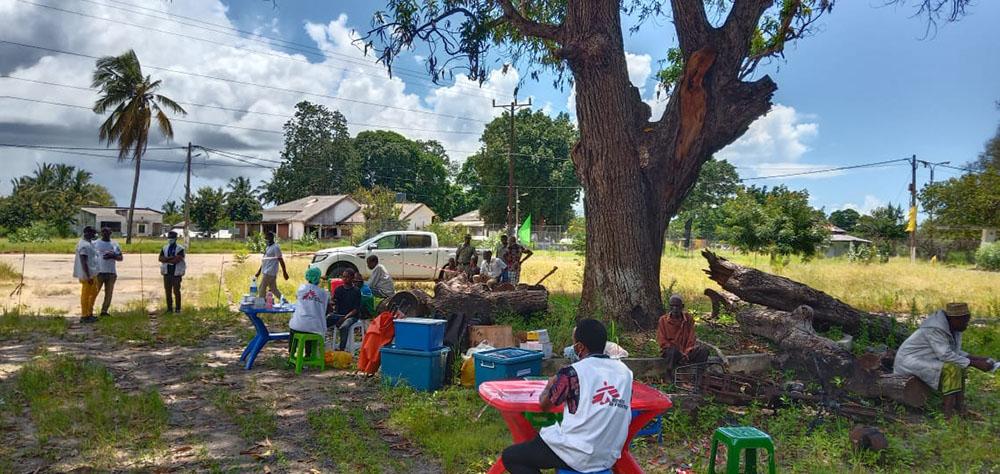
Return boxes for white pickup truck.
[309,231,458,281]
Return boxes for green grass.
[208,386,277,442]
[0,355,168,469]
[95,304,154,345]
[308,406,409,474]
[381,385,509,473]
[0,309,69,340]
[157,308,242,346]
[0,237,345,254]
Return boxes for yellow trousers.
[80,278,100,317]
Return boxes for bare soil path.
[0,314,443,473]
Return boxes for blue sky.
[1,0,997,216]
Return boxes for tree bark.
[125,154,142,244]
[432,279,547,321]
[703,250,909,342]
[735,305,856,378]
[683,217,694,250]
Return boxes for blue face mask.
[168,238,177,245]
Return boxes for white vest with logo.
[540,355,633,472]
[160,243,186,276]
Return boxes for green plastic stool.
[524,411,563,429]
[708,426,776,474]
[289,332,325,374]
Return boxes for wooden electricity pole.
[909,154,917,262]
[184,142,192,247]
[492,96,532,236]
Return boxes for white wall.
[407,206,435,230]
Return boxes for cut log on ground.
[846,352,930,408]
[432,278,548,321]
[735,305,856,379]
[702,250,909,342]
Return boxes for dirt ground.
[0,315,442,473]
[0,253,230,314]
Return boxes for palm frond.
[154,95,187,115]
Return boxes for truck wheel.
[326,263,356,279]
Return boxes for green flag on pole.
[517,214,532,246]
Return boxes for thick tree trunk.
[683,217,694,250]
[125,154,142,244]
[433,279,548,321]
[703,250,909,342]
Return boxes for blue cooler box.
[380,345,450,392]
[474,347,544,388]
[394,318,446,351]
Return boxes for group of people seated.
[286,254,396,357]
[439,234,533,286]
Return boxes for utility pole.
[922,160,950,184]
[184,142,192,247]
[919,160,949,260]
[492,95,532,236]
[909,154,917,262]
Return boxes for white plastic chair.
[341,319,369,354]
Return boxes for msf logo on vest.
[592,381,628,409]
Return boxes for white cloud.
[716,104,819,168]
[840,195,885,214]
[0,2,515,205]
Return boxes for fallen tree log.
[432,278,548,321]
[702,250,909,342]
[735,305,856,378]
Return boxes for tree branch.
[495,0,563,42]
[721,0,774,63]
[669,0,712,55]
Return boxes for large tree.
[856,204,908,258]
[828,208,861,232]
[0,163,115,236]
[717,185,828,261]
[189,186,227,237]
[361,0,970,328]
[459,109,580,226]
[263,101,361,204]
[354,130,457,217]
[92,49,186,244]
[920,124,1000,231]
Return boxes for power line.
[0,39,492,124]
[1,75,482,136]
[74,0,514,99]
[18,0,504,101]
[741,158,911,181]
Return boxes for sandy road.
[0,253,231,314]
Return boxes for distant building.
[237,195,436,240]
[445,209,488,239]
[75,206,163,237]
[825,225,871,257]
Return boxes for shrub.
[245,232,266,254]
[847,243,875,264]
[298,230,318,247]
[976,242,1000,271]
[8,221,57,243]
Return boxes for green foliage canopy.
[920,126,1000,229]
[718,185,828,259]
[189,187,227,237]
[0,163,115,236]
[225,177,263,223]
[828,208,861,232]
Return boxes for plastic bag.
[604,341,629,359]
[325,350,353,369]
[460,342,496,387]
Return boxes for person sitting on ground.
[465,253,480,281]
[478,250,507,285]
[437,257,458,281]
[657,294,710,372]
[366,255,395,298]
[501,319,634,474]
[894,302,995,417]
[288,267,330,358]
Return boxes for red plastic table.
[478,379,672,474]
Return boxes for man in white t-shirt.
[477,250,507,285]
[501,319,634,474]
[73,226,100,323]
[92,227,123,317]
[255,231,289,300]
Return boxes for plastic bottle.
[250,276,258,296]
[265,291,274,309]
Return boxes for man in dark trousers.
[158,231,186,314]
[331,270,364,351]
[456,234,475,271]
[501,319,634,474]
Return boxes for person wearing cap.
[657,294,710,373]
[893,302,995,417]
[288,267,330,358]
[73,226,100,323]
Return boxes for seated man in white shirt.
[476,250,507,285]
[366,255,395,298]
[501,319,634,474]
[287,267,330,358]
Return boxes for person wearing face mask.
[73,226,100,323]
[500,319,634,474]
[158,231,186,314]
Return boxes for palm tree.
[92,49,186,243]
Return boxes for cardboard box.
[526,329,550,343]
[520,341,553,359]
[469,325,516,348]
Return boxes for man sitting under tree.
[657,295,710,374]
[894,302,995,417]
[366,255,395,298]
[501,319,633,474]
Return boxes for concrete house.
[825,225,872,257]
[75,206,163,237]
[445,209,488,239]
[240,195,363,240]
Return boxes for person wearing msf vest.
[158,231,186,314]
[501,319,634,474]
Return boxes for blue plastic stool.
[631,409,664,446]
[556,469,611,474]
